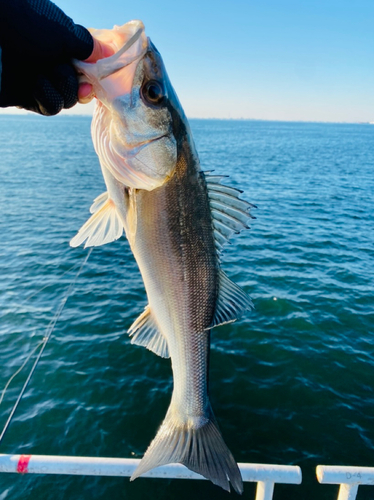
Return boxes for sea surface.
[0,115,373,500]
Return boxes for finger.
[34,76,64,116]
[52,64,79,109]
[84,37,115,63]
[78,82,94,104]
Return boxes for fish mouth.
[73,21,148,85]
[96,28,147,81]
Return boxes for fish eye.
[141,80,165,105]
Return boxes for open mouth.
[96,28,148,81]
[74,22,148,86]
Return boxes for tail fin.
[130,405,243,494]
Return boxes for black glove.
[0,0,94,115]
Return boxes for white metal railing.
[0,454,301,500]
[3,455,374,499]
[317,465,374,500]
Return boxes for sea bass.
[71,20,254,494]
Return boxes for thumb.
[84,37,115,63]
[78,36,115,103]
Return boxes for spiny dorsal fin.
[209,270,253,328]
[70,192,123,248]
[128,306,170,359]
[204,173,256,255]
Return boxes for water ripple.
[0,117,373,499]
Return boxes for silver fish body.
[71,21,254,494]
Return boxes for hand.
[0,0,98,115]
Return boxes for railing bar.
[0,454,301,484]
[337,484,359,500]
[255,481,275,500]
[317,465,374,485]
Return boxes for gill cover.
[74,21,177,190]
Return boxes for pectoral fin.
[209,270,253,329]
[128,306,170,359]
[70,193,123,248]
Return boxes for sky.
[1,0,373,122]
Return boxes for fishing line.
[0,340,44,407]
[0,248,93,445]
[22,261,82,303]
[0,261,83,325]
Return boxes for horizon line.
[0,112,371,126]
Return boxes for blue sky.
[2,0,374,122]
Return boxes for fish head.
[74,21,189,191]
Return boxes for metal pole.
[336,484,359,500]
[316,465,374,486]
[255,481,274,500]
[0,455,301,486]
[316,465,374,500]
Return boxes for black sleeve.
[0,0,94,115]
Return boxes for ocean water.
[0,115,373,500]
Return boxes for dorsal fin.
[128,306,170,359]
[209,270,253,329]
[204,173,256,255]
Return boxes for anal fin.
[128,306,169,359]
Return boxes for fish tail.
[130,403,243,494]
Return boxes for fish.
[71,20,255,494]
